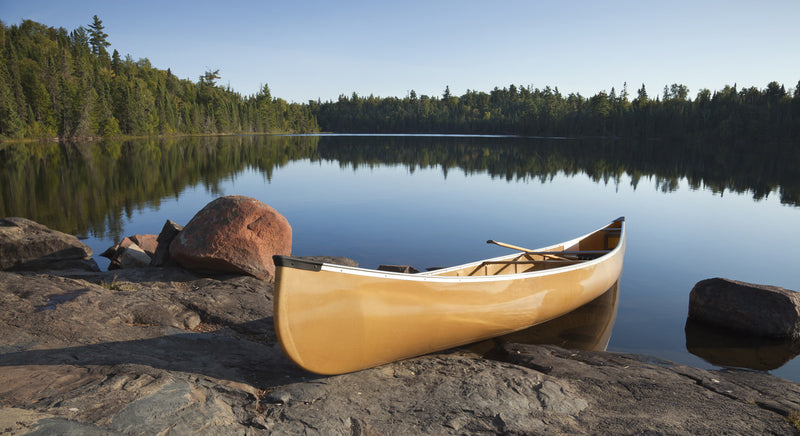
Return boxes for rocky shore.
[2,210,800,434]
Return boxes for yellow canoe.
[273,217,625,374]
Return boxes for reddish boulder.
[101,235,157,270]
[130,234,158,257]
[169,196,292,281]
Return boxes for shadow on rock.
[0,318,317,388]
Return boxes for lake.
[2,134,799,381]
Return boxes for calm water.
[2,135,799,381]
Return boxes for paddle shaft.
[485,240,612,261]
[486,239,570,260]
[486,239,533,253]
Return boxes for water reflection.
[1,135,798,241]
[0,135,320,239]
[685,319,800,371]
[468,281,619,356]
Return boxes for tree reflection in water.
[1,135,798,240]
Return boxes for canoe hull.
[274,218,625,375]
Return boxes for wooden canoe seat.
[465,249,613,276]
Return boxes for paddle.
[486,239,569,260]
[486,239,533,253]
[487,240,610,261]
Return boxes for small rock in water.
[689,277,800,339]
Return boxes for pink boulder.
[169,196,292,281]
[130,234,158,257]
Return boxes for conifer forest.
[1,17,798,144]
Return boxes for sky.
[2,0,799,103]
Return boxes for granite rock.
[0,217,98,272]
[689,277,800,339]
[169,196,292,281]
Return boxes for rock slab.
[149,220,183,267]
[169,196,292,281]
[689,277,800,339]
[0,217,98,272]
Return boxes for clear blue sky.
[2,0,798,102]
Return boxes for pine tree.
[88,15,110,58]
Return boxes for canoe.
[273,217,625,375]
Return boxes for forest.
[313,82,800,141]
[1,17,799,142]
[0,18,318,139]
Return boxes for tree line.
[1,17,798,143]
[313,82,800,141]
[0,17,318,139]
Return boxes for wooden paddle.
[487,240,610,261]
[486,239,533,253]
[486,239,568,260]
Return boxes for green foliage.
[87,15,110,58]
[314,81,800,142]
[3,18,796,142]
[786,410,800,431]
[0,18,318,140]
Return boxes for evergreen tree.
[87,15,110,58]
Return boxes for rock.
[130,234,158,257]
[259,354,586,434]
[104,238,152,270]
[689,278,800,339]
[377,264,420,274]
[500,343,800,435]
[116,243,152,269]
[169,196,292,281]
[0,217,99,272]
[149,220,183,267]
[99,245,117,258]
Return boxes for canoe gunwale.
[276,218,625,284]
